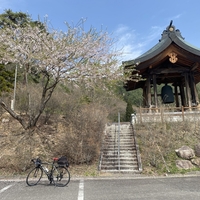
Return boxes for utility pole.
[11,65,17,110]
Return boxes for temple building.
[123,21,200,111]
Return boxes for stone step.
[102,154,137,158]
[105,139,134,141]
[103,144,136,147]
[103,152,137,155]
[101,161,138,166]
[104,145,134,147]
[104,143,135,146]
[106,133,133,136]
[106,134,133,137]
[100,165,138,170]
[103,149,136,152]
[100,169,141,173]
[103,148,136,152]
[101,164,138,168]
[104,139,135,143]
[103,139,135,146]
[105,138,134,140]
[99,123,141,174]
[101,157,137,161]
[106,134,133,136]
[102,144,136,150]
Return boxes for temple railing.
[132,106,200,123]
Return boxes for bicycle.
[26,157,70,187]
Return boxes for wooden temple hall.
[123,21,200,112]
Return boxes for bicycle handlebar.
[31,157,59,165]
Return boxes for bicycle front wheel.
[53,166,70,187]
[26,167,43,186]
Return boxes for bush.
[54,103,107,164]
[125,101,134,122]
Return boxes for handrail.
[131,124,142,172]
[135,106,200,123]
[137,106,200,113]
[117,112,121,171]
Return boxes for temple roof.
[123,21,200,91]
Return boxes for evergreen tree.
[0,9,45,29]
[0,64,15,95]
[0,10,46,95]
[125,101,134,122]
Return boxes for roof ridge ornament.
[168,20,175,32]
[159,20,184,42]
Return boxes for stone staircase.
[99,122,142,173]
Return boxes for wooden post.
[139,106,142,123]
[146,77,151,112]
[181,106,185,121]
[153,74,158,111]
[142,87,147,107]
[189,72,196,105]
[190,72,199,105]
[174,84,179,108]
[161,106,164,123]
[179,84,186,107]
[184,72,192,109]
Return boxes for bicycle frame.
[27,157,70,187]
[39,160,58,183]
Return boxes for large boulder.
[175,160,194,169]
[175,146,195,160]
[194,143,200,157]
[191,158,200,167]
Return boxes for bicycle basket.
[35,158,41,167]
[57,156,69,167]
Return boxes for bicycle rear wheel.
[53,166,70,187]
[26,167,43,186]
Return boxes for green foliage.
[0,64,15,95]
[0,10,46,96]
[0,9,45,29]
[112,81,143,106]
[125,101,134,122]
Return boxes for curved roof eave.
[122,37,172,67]
[123,23,200,68]
[172,34,200,56]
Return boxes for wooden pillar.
[189,72,196,105]
[153,74,158,109]
[142,87,147,107]
[190,72,199,106]
[174,84,179,107]
[179,84,186,107]
[184,72,192,109]
[146,76,151,109]
[193,83,199,105]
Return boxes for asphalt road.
[1,176,200,200]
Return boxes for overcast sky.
[0,0,199,61]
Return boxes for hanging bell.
[161,84,174,104]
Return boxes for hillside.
[0,111,103,177]
[1,110,200,177]
[135,120,200,175]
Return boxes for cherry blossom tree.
[0,21,122,131]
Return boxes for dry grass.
[135,120,200,175]
[2,106,200,177]
[0,103,106,176]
